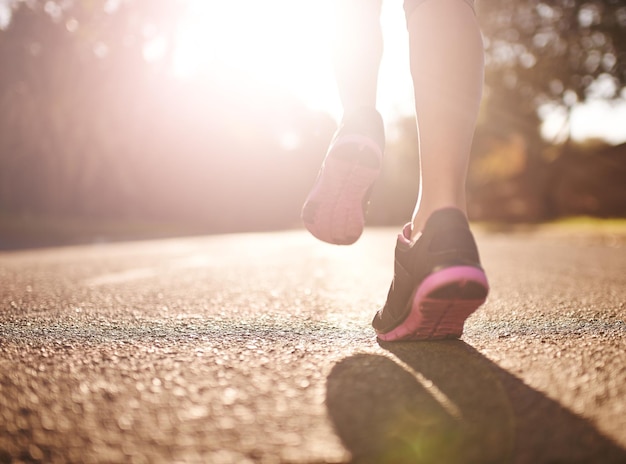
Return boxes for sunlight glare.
[174,0,341,116]
[0,0,10,30]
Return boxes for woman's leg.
[406,0,484,238]
[301,0,385,245]
[372,0,488,341]
[332,0,383,114]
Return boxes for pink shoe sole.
[377,266,489,342]
[302,135,382,245]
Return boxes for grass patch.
[545,216,626,231]
[476,216,626,238]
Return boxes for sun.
[172,0,342,117]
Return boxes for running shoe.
[373,208,489,341]
[302,107,385,245]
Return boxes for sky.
[541,99,626,145]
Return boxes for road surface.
[1,228,625,463]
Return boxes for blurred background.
[1,0,625,249]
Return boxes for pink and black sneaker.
[373,208,489,341]
[302,107,384,245]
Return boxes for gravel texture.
[1,229,625,463]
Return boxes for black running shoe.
[373,208,489,341]
[302,107,385,245]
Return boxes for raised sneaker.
[302,107,384,245]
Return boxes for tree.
[478,0,626,145]
[0,0,185,216]
[466,0,626,220]
[0,0,335,232]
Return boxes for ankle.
[411,205,467,240]
[338,106,385,150]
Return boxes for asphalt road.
[1,228,625,463]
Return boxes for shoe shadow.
[326,341,626,464]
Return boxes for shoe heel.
[378,266,488,341]
[331,136,382,169]
[301,136,382,245]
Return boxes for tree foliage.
[478,0,626,139]
[0,0,334,227]
[466,0,626,221]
